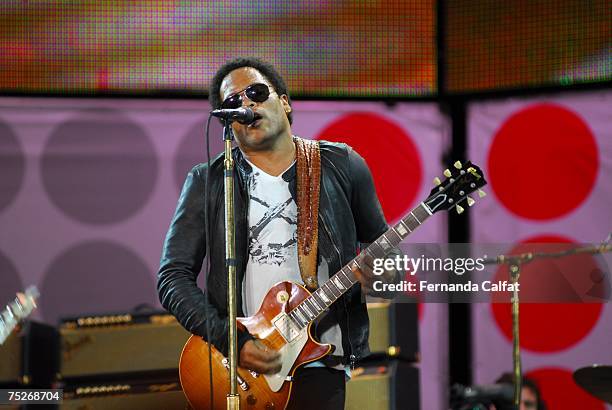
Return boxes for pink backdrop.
[469,90,612,409]
[0,98,449,408]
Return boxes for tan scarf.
[293,136,321,291]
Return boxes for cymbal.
[573,365,612,404]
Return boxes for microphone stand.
[483,234,612,409]
[222,120,240,410]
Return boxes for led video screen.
[446,0,610,93]
[0,1,436,97]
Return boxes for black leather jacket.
[157,141,388,365]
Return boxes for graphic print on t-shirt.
[248,170,298,267]
[242,163,344,363]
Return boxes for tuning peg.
[433,177,441,186]
[453,161,462,169]
[456,205,465,214]
[467,196,475,207]
[478,188,486,198]
[443,169,452,178]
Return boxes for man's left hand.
[352,251,398,295]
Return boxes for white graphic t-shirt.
[241,160,345,369]
[242,160,302,316]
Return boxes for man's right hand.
[239,339,282,375]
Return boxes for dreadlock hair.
[209,57,293,124]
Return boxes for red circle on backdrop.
[487,103,598,220]
[526,367,606,410]
[491,235,604,353]
[315,112,422,223]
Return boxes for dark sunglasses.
[221,83,272,109]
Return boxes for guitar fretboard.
[287,203,431,329]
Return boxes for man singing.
[158,57,398,409]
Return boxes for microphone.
[451,383,514,403]
[210,107,255,124]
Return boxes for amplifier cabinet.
[60,374,189,410]
[347,363,420,410]
[0,321,59,387]
[0,331,20,385]
[346,372,390,410]
[61,390,188,410]
[366,302,390,353]
[366,302,419,361]
[60,313,190,381]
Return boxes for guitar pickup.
[272,313,301,343]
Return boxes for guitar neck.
[0,287,39,345]
[287,203,432,328]
[0,301,20,344]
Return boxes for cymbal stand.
[484,234,611,409]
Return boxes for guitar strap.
[294,136,321,291]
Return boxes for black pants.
[286,367,346,410]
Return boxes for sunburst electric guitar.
[180,161,487,409]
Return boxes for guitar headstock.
[424,160,487,214]
[0,286,39,345]
[13,286,39,319]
